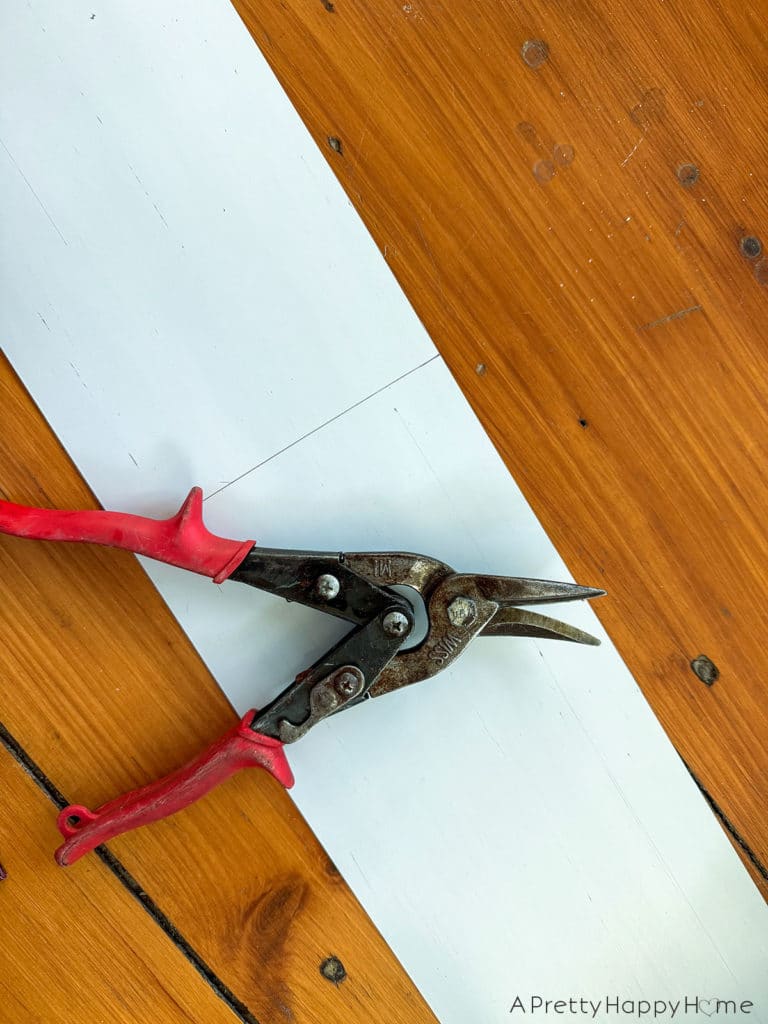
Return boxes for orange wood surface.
[228,0,768,895]
[0,747,242,1024]
[0,356,436,1023]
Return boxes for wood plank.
[0,355,436,1024]
[0,744,246,1024]
[228,0,768,893]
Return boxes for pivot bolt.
[334,670,363,699]
[382,610,411,638]
[315,573,341,601]
[447,596,477,627]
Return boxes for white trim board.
[1,2,767,1021]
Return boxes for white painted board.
[2,2,767,1022]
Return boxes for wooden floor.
[2,0,767,1021]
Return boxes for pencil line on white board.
[205,353,441,500]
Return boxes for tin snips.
[0,487,603,865]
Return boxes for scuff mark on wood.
[637,305,702,331]
[630,88,666,129]
[533,159,555,183]
[553,143,575,166]
[620,137,644,167]
[516,121,539,147]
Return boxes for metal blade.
[480,607,601,646]
[471,575,605,606]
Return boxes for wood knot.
[240,875,309,966]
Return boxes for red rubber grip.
[0,486,253,582]
[55,712,294,866]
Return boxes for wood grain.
[228,0,768,894]
[2,2,766,1017]
[0,746,243,1024]
[0,355,436,1023]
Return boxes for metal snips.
[0,487,603,864]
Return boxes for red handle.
[55,712,294,866]
[0,486,253,582]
